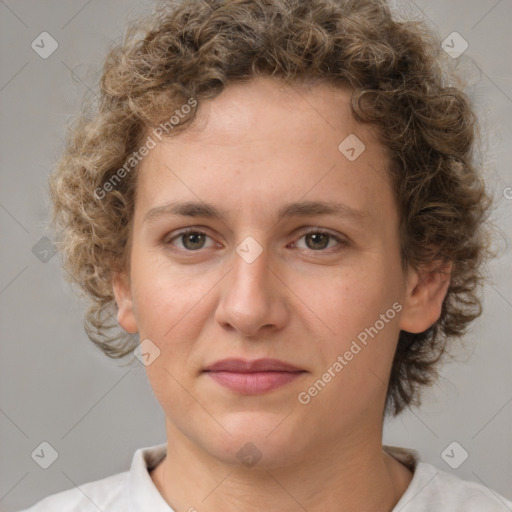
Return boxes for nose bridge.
[230,239,272,312]
[233,239,269,293]
[215,236,287,336]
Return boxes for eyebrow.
[143,200,367,225]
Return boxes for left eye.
[169,230,216,251]
[165,229,343,252]
[293,231,341,251]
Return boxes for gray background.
[0,0,511,510]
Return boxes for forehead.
[134,77,395,225]
[175,77,359,146]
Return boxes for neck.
[151,422,413,512]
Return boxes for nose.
[214,241,289,338]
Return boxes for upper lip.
[204,358,304,373]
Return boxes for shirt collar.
[128,443,423,511]
[129,443,171,512]
[383,444,421,472]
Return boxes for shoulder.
[384,445,512,512]
[396,460,512,511]
[19,443,168,512]
[19,471,129,512]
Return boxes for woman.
[22,0,511,510]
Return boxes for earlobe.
[112,272,138,334]
[399,261,452,334]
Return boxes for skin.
[113,77,451,512]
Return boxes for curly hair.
[50,0,491,416]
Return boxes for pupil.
[184,232,205,250]
[306,233,329,250]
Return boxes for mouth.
[203,358,306,394]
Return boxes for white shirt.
[20,443,512,511]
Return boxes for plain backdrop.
[0,0,511,510]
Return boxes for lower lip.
[205,371,304,394]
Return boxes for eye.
[166,229,216,251]
[293,229,344,251]
[163,227,346,253]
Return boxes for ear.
[112,271,138,334]
[399,261,453,334]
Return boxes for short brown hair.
[50,0,492,416]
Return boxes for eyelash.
[163,227,348,253]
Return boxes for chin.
[203,410,309,470]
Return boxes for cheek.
[129,255,212,406]
[128,247,231,382]
[293,260,403,391]
[296,262,401,339]
[134,291,208,360]
[129,249,204,340]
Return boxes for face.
[114,77,447,468]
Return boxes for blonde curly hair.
[50,0,491,416]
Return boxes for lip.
[203,358,305,394]
[204,358,302,373]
